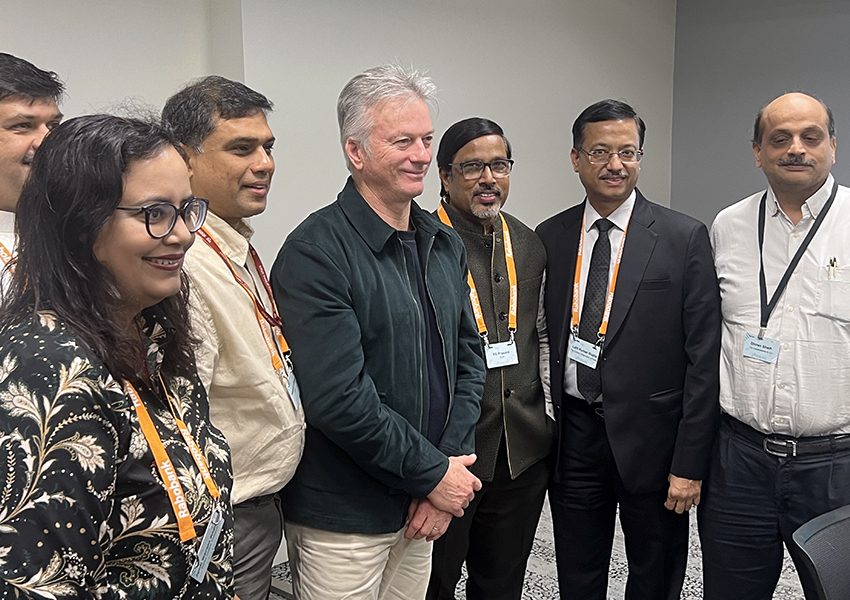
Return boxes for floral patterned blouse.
[0,309,234,599]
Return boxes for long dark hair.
[0,114,195,384]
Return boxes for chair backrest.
[792,504,850,600]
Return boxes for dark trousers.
[426,442,550,600]
[698,416,850,600]
[233,493,283,600]
[549,395,689,600]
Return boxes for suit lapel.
[550,207,583,360]
[605,192,657,345]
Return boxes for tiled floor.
[271,497,805,599]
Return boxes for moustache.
[600,171,628,180]
[777,156,815,167]
[474,186,501,197]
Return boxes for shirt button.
[792,233,800,239]
[787,305,794,312]
[793,268,799,274]
[782,343,789,350]
[778,383,786,389]
[499,312,507,321]
[504,388,512,398]
[494,274,502,283]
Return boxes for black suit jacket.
[536,191,721,495]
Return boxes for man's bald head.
[751,92,836,204]
[753,92,834,146]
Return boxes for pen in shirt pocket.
[827,256,838,279]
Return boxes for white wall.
[3,0,677,262]
[1,0,213,118]
[241,0,678,263]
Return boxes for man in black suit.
[537,99,721,600]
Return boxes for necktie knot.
[595,218,614,234]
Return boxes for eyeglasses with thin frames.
[115,198,209,239]
[449,158,514,180]
[578,148,644,164]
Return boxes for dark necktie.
[577,218,614,403]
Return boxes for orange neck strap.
[437,204,517,343]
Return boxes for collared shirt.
[185,211,305,505]
[0,210,15,294]
[0,210,14,255]
[563,191,636,397]
[711,174,850,436]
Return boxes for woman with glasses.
[0,114,235,599]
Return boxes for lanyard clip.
[595,333,606,347]
[508,329,516,345]
[758,327,766,340]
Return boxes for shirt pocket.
[815,266,850,322]
[638,278,671,292]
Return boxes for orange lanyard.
[126,380,219,542]
[571,213,629,341]
[0,240,13,266]
[197,227,291,371]
[437,205,518,344]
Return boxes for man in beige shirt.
[163,76,305,600]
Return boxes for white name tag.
[285,370,301,410]
[742,333,780,364]
[567,334,601,369]
[190,506,224,582]
[484,341,519,369]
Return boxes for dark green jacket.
[272,178,486,534]
[440,202,555,481]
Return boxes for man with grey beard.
[427,117,554,600]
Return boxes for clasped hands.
[404,454,481,541]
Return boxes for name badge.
[284,370,301,410]
[567,334,601,369]
[742,333,780,364]
[190,506,224,582]
[484,341,519,369]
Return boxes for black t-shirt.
[398,228,450,445]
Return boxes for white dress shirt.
[711,174,850,436]
[185,211,305,504]
[563,191,636,397]
[0,210,15,295]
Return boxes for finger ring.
[432,526,439,531]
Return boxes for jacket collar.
[440,200,493,235]
[339,177,442,253]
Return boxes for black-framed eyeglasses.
[115,198,209,239]
[449,158,514,180]
[578,148,644,164]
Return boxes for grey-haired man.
[272,65,486,600]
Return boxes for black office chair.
[792,504,850,600]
